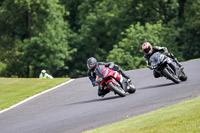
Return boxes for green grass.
[189,58,200,61]
[85,97,200,133]
[0,78,69,111]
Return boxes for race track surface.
[0,60,200,133]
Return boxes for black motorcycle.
[149,52,187,83]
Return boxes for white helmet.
[41,70,46,73]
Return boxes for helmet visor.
[144,47,151,54]
[87,63,95,69]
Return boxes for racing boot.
[99,90,110,98]
[98,86,110,97]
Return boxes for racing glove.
[114,64,119,69]
[108,62,115,69]
[147,65,153,70]
[163,47,168,54]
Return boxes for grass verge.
[85,96,200,133]
[0,78,69,111]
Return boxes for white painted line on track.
[0,79,75,114]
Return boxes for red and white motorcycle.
[95,65,136,97]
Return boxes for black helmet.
[87,57,97,69]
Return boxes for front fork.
[106,77,126,91]
[114,73,127,90]
[168,62,179,77]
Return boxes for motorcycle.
[95,65,136,97]
[149,52,187,83]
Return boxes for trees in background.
[0,0,199,78]
[106,21,181,70]
[0,0,73,77]
[181,0,200,60]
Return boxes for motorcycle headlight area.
[159,54,165,61]
[104,68,109,77]
[96,76,103,82]
[160,55,170,63]
[166,58,172,63]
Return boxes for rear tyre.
[179,69,188,81]
[127,84,136,94]
[127,88,136,94]
[162,65,180,84]
[108,82,126,97]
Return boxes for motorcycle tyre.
[179,69,188,81]
[162,66,180,84]
[108,82,126,97]
[127,85,136,94]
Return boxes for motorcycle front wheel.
[108,82,126,97]
[162,65,180,84]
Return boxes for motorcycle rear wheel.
[108,82,126,97]
[179,69,188,81]
[127,84,136,94]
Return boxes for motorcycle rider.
[142,42,183,78]
[87,57,131,97]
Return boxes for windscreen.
[95,65,104,78]
[149,52,162,67]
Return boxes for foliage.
[65,0,181,76]
[0,0,199,77]
[107,21,181,70]
[0,62,5,72]
[0,0,74,77]
[181,0,200,60]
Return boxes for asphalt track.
[0,60,200,133]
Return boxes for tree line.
[0,0,199,78]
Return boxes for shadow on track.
[65,95,121,106]
[138,82,175,90]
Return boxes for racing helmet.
[142,42,153,55]
[87,57,97,69]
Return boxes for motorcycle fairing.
[95,65,122,88]
[150,52,179,77]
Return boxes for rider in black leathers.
[142,42,182,78]
[87,57,131,97]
